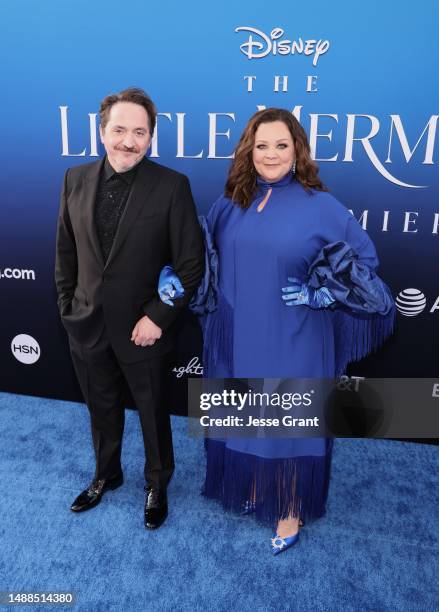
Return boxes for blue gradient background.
[1,0,438,399]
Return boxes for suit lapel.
[82,158,105,268]
[104,158,160,270]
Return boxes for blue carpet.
[0,392,438,612]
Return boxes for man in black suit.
[55,87,204,529]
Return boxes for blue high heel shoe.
[241,501,306,528]
[271,531,300,555]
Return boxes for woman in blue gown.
[160,108,395,554]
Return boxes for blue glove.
[158,265,185,306]
[282,277,335,309]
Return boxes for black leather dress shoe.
[70,474,123,513]
[144,486,168,530]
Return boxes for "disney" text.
[235,27,330,66]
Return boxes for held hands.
[131,315,162,347]
[282,277,335,310]
[158,265,185,306]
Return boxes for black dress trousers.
[69,329,174,489]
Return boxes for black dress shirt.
[94,157,138,262]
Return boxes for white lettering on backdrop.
[235,27,330,66]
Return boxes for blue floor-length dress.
[201,173,394,525]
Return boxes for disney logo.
[235,27,330,66]
[172,356,204,378]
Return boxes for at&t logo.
[396,288,438,317]
[11,334,41,364]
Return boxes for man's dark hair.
[99,87,157,133]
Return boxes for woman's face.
[252,120,295,183]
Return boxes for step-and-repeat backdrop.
[1,1,438,419]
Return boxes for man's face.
[99,101,152,172]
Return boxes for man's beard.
[114,149,144,172]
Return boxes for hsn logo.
[11,334,41,364]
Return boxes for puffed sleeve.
[307,217,394,315]
[189,215,219,314]
[189,196,227,315]
[307,215,396,376]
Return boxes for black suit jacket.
[55,157,204,362]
